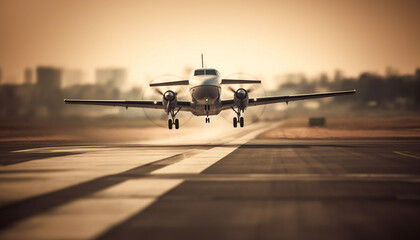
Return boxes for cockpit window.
[194,69,218,76]
[194,69,205,75]
[205,69,217,75]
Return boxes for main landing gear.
[205,117,211,123]
[233,116,244,128]
[231,107,244,128]
[168,108,181,130]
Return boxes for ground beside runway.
[0,123,420,240]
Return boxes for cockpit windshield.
[194,69,218,76]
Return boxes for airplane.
[64,55,356,129]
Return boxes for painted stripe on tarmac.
[151,124,274,175]
[394,151,420,160]
[0,179,183,240]
[0,149,184,206]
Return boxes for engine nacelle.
[163,90,178,113]
[234,88,249,110]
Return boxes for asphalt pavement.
[0,123,419,240]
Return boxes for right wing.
[248,90,356,107]
[221,79,261,84]
[221,89,356,110]
[64,99,192,111]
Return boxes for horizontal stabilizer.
[221,79,261,84]
[149,80,189,87]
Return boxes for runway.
[0,122,420,240]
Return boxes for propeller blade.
[247,85,256,93]
[228,86,236,93]
[154,88,164,95]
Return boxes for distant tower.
[96,68,126,88]
[62,69,84,88]
[36,66,62,90]
[0,68,2,84]
[24,68,32,84]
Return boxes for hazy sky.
[0,0,419,86]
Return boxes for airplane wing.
[64,99,192,111]
[221,79,261,84]
[221,89,356,110]
[149,80,189,87]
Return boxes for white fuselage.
[188,68,223,116]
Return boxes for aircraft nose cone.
[164,91,175,101]
[235,88,247,100]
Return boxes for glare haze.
[0,0,419,87]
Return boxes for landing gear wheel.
[168,119,173,130]
[240,117,244,128]
[233,117,238,128]
[175,119,179,129]
[207,118,210,123]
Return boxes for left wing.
[222,89,356,110]
[149,80,189,87]
[64,99,192,111]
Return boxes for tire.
[168,119,173,129]
[175,119,179,129]
[240,117,244,128]
[233,117,237,128]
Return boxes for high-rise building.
[96,68,126,88]
[0,68,2,84]
[24,68,32,84]
[62,69,84,88]
[36,66,62,90]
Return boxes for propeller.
[141,74,192,128]
[221,72,267,123]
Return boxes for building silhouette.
[24,68,32,84]
[36,66,62,90]
[62,69,84,88]
[96,68,126,89]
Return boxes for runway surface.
[0,122,420,240]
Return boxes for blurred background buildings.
[0,66,419,121]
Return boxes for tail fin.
[201,53,204,68]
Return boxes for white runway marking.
[0,179,183,240]
[152,123,274,174]
[0,149,184,206]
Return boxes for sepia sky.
[0,0,419,86]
